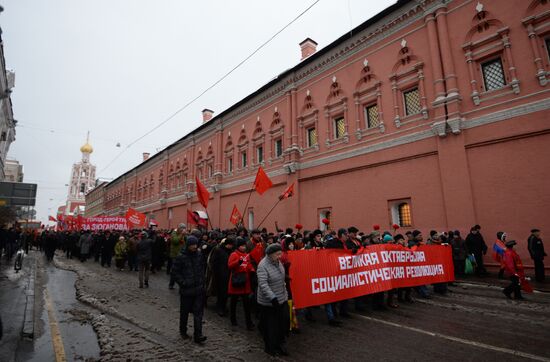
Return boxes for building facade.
[64,135,96,215]
[0,21,17,181]
[98,0,550,265]
[4,158,23,182]
[84,181,108,217]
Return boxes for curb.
[21,254,36,338]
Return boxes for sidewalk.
[456,274,550,293]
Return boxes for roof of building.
[108,0,411,186]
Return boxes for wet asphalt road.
[2,250,550,361]
[0,253,29,360]
[0,250,100,362]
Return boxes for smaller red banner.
[126,208,146,228]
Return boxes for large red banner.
[288,244,454,309]
[80,216,129,231]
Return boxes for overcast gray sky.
[1,0,394,224]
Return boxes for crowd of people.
[0,223,545,357]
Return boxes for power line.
[98,0,321,176]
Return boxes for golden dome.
[80,142,93,154]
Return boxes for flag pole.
[204,206,214,231]
[256,197,283,229]
[240,186,255,227]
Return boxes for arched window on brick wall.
[462,4,519,105]
[354,58,385,139]
[269,107,284,163]
[522,0,550,86]
[324,76,349,147]
[252,119,265,167]
[298,90,319,154]
[224,134,234,175]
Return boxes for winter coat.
[79,234,92,255]
[451,237,467,260]
[503,248,524,277]
[137,238,153,262]
[256,255,288,306]
[114,240,128,260]
[127,237,138,256]
[227,250,254,295]
[169,231,185,259]
[325,237,345,249]
[172,248,207,297]
[465,232,488,255]
[208,245,232,296]
[528,235,546,260]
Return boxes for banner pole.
[204,206,214,231]
[256,198,282,229]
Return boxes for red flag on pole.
[229,204,242,226]
[195,176,210,208]
[126,208,146,228]
[253,166,273,195]
[48,216,57,222]
[187,209,198,225]
[279,182,295,200]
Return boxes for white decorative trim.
[462,97,550,130]
[299,128,434,171]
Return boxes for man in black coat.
[528,229,546,282]
[465,225,488,276]
[209,236,234,316]
[171,235,207,344]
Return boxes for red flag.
[57,214,64,222]
[249,243,265,264]
[195,176,210,208]
[279,182,295,200]
[187,209,198,225]
[229,204,242,226]
[48,216,57,222]
[126,208,146,228]
[253,166,273,195]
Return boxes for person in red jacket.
[502,240,525,300]
[228,238,255,330]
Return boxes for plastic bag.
[465,258,474,274]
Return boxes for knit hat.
[178,223,186,229]
[348,226,359,234]
[186,235,199,246]
[235,237,246,248]
[383,234,394,243]
[338,228,348,237]
[312,229,322,237]
[531,228,540,233]
[266,243,282,255]
[505,240,517,247]
[394,234,405,242]
[412,230,422,238]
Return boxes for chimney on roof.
[143,152,150,162]
[299,38,318,60]
[202,109,214,123]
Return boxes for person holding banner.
[257,243,289,356]
[227,238,255,330]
